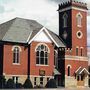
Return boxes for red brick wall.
[30,41,54,76]
[3,41,54,76]
[72,9,87,56]
[3,44,28,75]
[65,60,88,76]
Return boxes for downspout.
[27,44,30,79]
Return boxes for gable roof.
[0,17,65,47]
[75,67,89,75]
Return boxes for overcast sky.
[0,0,90,46]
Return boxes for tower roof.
[58,0,87,10]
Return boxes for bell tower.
[58,0,89,87]
[58,0,88,56]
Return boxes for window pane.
[17,52,19,63]
[36,46,41,51]
[36,57,39,64]
[76,48,78,56]
[13,47,20,64]
[40,57,44,64]
[13,52,16,63]
[68,66,70,76]
[45,58,48,65]
[40,51,44,57]
[41,45,44,50]
[45,52,48,57]
[36,51,39,56]
[40,77,43,85]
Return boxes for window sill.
[13,63,20,65]
[36,64,49,66]
[77,25,82,27]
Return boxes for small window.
[12,76,19,84]
[34,77,37,86]
[47,77,49,82]
[81,48,83,56]
[76,48,78,56]
[76,13,82,27]
[13,46,20,64]
[40,77,43,85]
[63,13,68,27]
[68,66,70,76]
[54,50,58,67]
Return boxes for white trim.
[58,6,87,12]
[28,27,59,47]
[27,31,33,42]
[67,64,72,68]
[44,28,59,47]
[65,55,88,61]
[76,30,83,39]
[35,43,50,53]
[36,64,49,66]
[75,66,81,73]
[79,68,89,74]
[30,75,53,78]
[12,63,20,65]
[63,13,68,28]
[76,12,83,18]
[12,45,22,52]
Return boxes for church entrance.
[77,74,85,86]
[75,67,89,86]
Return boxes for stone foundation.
[5,75,53,87]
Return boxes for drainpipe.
[27,44,30,79]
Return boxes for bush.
[34,84,43,88]
[23,78,33,88]
[5,79,15,88]
[16,83,23,88]
[0,75,6,88]
[45,78,57,88]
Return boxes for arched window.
[63,13,68,27]
[76,13,82,27]
[12,46,21,64]
[54,50,58,67]
[36,44,49,65]
[76,47,78,56]
[67,65,72,76]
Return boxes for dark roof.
[0,17,65,47]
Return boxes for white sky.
[0,0,90,46]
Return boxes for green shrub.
[6,79,15,88]
[45,78,57,88]
[16,83,23,88]
[23,78,33,88]
[0,75,6,88]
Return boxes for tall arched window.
[36,44,49,65]
[67,65,72,76]
[76,13,82,27]
[54,50,58,67]
[12,46,21,64]
[63,13,68,27]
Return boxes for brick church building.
[0,0,89,87]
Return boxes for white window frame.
[76,12,83,27]
[67,65,72,76]
[12,46,21,65]
[12,76,19,84]
[35,43,50,66]
[63,13,68,28]
[54,50,58,67]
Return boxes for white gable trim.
[79,68,89,75]
[28,27,59,47]
[75,66,81,73]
